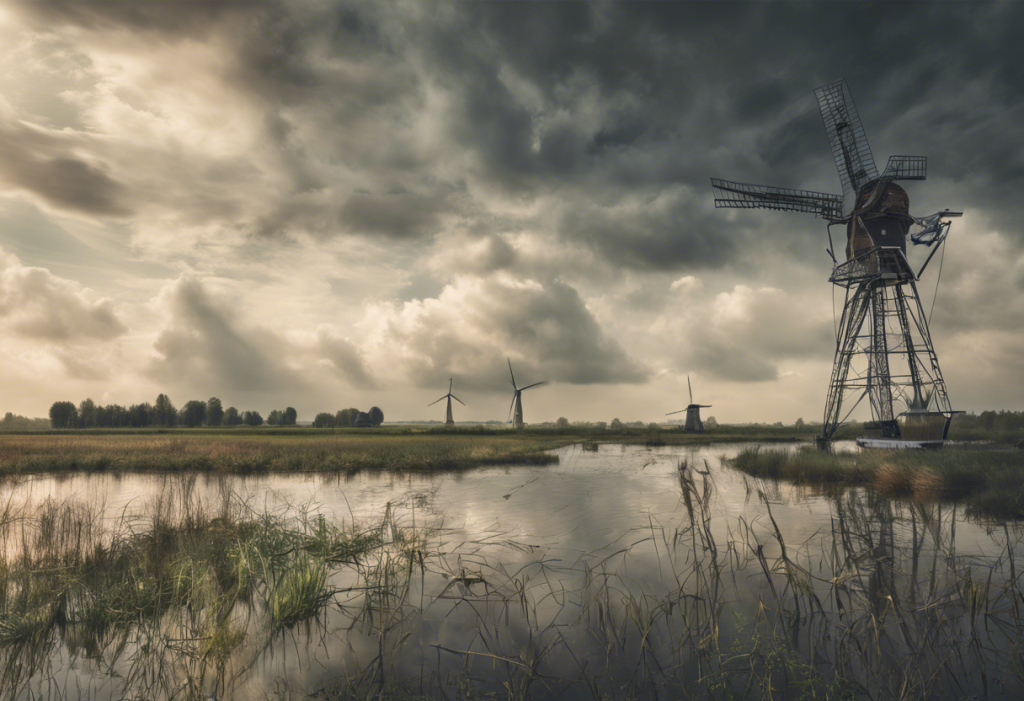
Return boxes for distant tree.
[180,400,206,428]
[313,412,335,428]
[267,409,282,425]
[610,418,623,430]
[78,398,97,428]
[153,394,177,428]
[1,412,49,431]
[794,417,805,429]
[555,417,570,429]
[49,401,78,429]
[224,406,241,426]
[283,407,297,426]
[128,403,152,427]
[705,416,719,430]
[334,408,358,427]
[206,397,224,427]
[595,421,607,430]
[106,404,128,428]
[648,422,661,431]
[369,406,384,426]
[242,410,263,427]
[354,411,373,427]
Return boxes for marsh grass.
[0,475,408,700]
[730,445,1024,518]
[0,433,562,475]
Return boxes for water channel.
[2,442,1022,700]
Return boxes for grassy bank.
[729,445,1024,519]
[0,432,565,474]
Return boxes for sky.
[0,0,1022,425]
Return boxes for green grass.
[729,445,1024,518]
[0,432,565,474]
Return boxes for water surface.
[4,441,1022,700]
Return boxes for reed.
[728,445,1024,518]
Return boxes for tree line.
[312,407,383,428]
[48,395,297,429]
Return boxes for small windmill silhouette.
[507,359,546,429]
[428,378,465,427]
[666,376,712,432]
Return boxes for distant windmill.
[428,378,465,427]
[667,376,712,432]
[507,358,546,429]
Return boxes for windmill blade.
[711,179,844,221]
[666,409,686,416]
[451,394,466,406]
[880,155,926,181]
[507,358,517,390]
[508,393,518,422]
[814,79,878,197]
[427,395,447,407]
[520,381,547,391]
[688,375,693,405]
[448,378,453,394]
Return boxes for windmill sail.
[712,179,844,221]
[815,79,878,197]
[880,155,927,181]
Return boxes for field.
[0,430,570,474]
[0,424,825,475]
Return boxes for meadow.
[0,430,567,474]
[0,425,818,475]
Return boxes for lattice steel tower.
[711,80,961,446]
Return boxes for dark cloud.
[148,277,301,393]
[0,119,131,217]
[314,325,377,390]
[339,191,444,239]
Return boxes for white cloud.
[360,273,648,390]
[0,247,125,342]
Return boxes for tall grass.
[0,433,561,475]
[0,476,407,700]
[729,445,1024,519]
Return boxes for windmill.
[428,378,465,427]
[666,375,712,432]
[506,358,546,429]
[711,79,961,448]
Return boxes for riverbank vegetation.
[0,432,564,474]
[729,445,1024,519]
[0,477,421,700]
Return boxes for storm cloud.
[0,1,1021,421]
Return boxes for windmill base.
[855,437,945,450]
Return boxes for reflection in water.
[1,442,1023,699]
